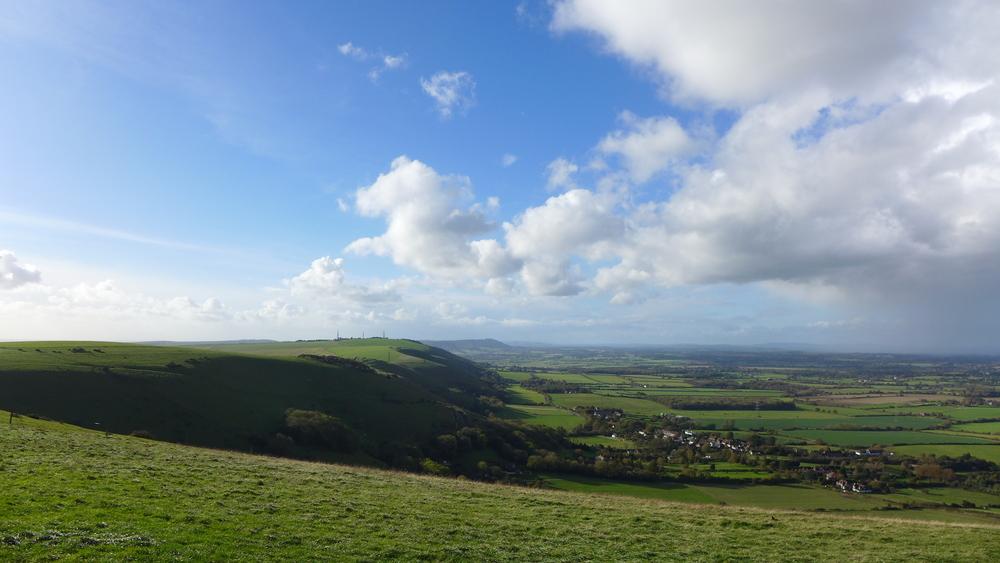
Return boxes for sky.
[2,1,1000,353]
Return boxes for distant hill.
[140,339,278,346]
[0,339,558,472]
[424,338,513,353]
[2,412,997,560]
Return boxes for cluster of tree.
[520,377,586,394]
[683,377,815,397]
[281,409,360,452]
[651,396,797,411]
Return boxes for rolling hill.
[2,411,998,561]
[0,340,522,468]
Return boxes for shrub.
[283,409,359,452]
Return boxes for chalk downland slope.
[0,340,500,465]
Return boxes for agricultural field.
[548,393,667,416]
[782,430,996,447]
[433,342,1000,516]
[7,339,1000,543]
[543,475,1000,523]
[891,445,1000,464]
[952,421,1000,435]
[497,405,583,430]
[5,414,997,560]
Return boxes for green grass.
[891,445,1000,464]
[545,474,1000,522]
[569,435,636,449]
[497,405,583,430]
[661,412,946,431]
[192,338,430,365]
[506,385,546,405]
[869,405,1000,421]
[784,430,996,447]
[0,340,490,458]
[952,421,1000,435]
[8,416,998,560]
[884,487,1000,508]
[548,393,666,416]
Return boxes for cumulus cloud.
[543,0,1000,348]
[346,156,517,281]
[0,250,41,289]
[606,86,1000,294]
[344,156,631,297]
[504,189,623,295]
[551,1,1000,106]
[288,256,399,303]
[501,153,518,167]
[420,71,476,117]
[598,111,694,183]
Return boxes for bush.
[283,409,359,452]
[420,458,450,476]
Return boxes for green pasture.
[9,413,999,560]
[548,393,666,416]
[497,405,583,430]
[570,435,636,449]
[784,430,996,447]
[890,444,1000,464]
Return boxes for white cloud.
[39,278,231,322]
[368,53,408,81]
[420,71,476,118]
[501,153,518,167]
[344,156,626,297]
[598,111,694,183]
[346,156,516,279]
[589,84,1000,324]
[382,54,406,69]
[505,189,623,295]
[338,41,367,59]
[289,256,346,295]
[288,256,399,303]
[0,250,41,289]
[545,157,578,190]
[551,1,1000,106]
[338,41,407,81]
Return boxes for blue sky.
[3,1,1000,352]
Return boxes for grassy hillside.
[2,412,999,561]
[0,340,498,465]
[188,338,500,410]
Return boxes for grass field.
[952,421,1000,435]
[890,445,1000,464]
[784,430,996,447]
[666,413,947,431]
[506,385,546,405]
[7,414,998,560]
[569,435,636,449]
[190,338,430,365]
[543,475,1000,521]
[870,405,1000,421]
[497,405,583,430]
[548,393,666,416]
